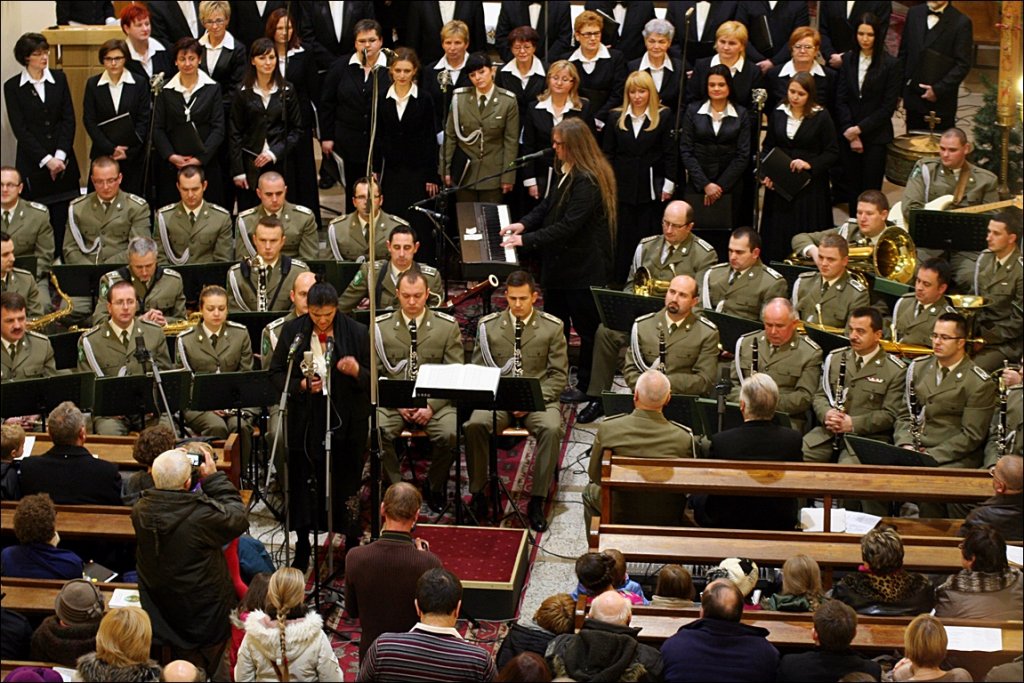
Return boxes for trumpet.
[162,311,202,336]
[633,266,672,297]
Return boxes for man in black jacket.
[777,599,882,682]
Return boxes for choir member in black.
[760,72,840,263]
[83,40,152,197]
[152,37,227,208]
[666,1,738,66]
[375,48,441,265]
[321,19,391,200]
[521,61,593,203]
[227,0,287,49]
[688,21,765,116]
[583,1,656,62]
[3,33,81,260]
[502,118,615,398]
[267,8,320,226]
[627,18,684,117]
[269,281,370,572]
[496,27,548,125]
[297,0,376,76]
[819,1,891,70]
[604,71,675,281]
[680,64,751,229]
[835,13,902,211]
[230,39,303,212]
[494,1,574,63]
[764,28,837,113]
[420,20,473,144]
[568,10,627,134]
[56,1,115,26]
[404,1,487,67]
[147,0,204,47]
[120,4,174,83]
[736,0,809,74]
[898,1,973,132]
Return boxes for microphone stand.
[322,337,335,577]
[434,69,453,294]
[673,8,694,194]
[714,366,732,435]
[751,89,767,231]
[142,73,164,207]
[267,342,300,567]
[137,342,179,440]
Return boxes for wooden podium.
[41,26,125,186]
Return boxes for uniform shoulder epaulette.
[11,266,33,277]
[82,324,103,337]
[496,87,516,98]
[886,354,907,369]
[849,277,866,292]
[238,206,259,217]
[293,204,313,215]
[698,316,717,330]
[162,268,182,279]
[669,420,694,434]
[158,203,176,213]
[140,319,163,330]
[70,194,88,206]
[26,329,49,341]
[208,202,230,214]
[228,262,242,272]
[226,320,247,330]
[420,264,439,276]
[639,234,659,245]
[27,201,48,212]
[390,214,410,226]
[603,413,626,423]
[376,310,396,322]
[898,291,915,300]
[291,258,308,269]
[972,366,990,381]
[801,335,821,351]
[826,346,845,357]
[479,310,502,325]
[695,237,715,252]
[764,265,783,280]
[127,193,147,206]
[177,325,197,338]
[739,329,760,340]
[1018,255,1023,267]
[708,262,729,270]
[538,310,562,325]
[635,311,657,323]
[267,316,288,330]
[433,310,457,323]
[796,271,816,279]
[454,86,473,94]
[327,213,347,226]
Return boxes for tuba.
[786,227,917,284]
[633,266,672,297]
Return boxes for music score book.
[413,364,500,402]
[759,147,811,201]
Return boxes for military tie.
[855,355,864,371]
[1,211,9,230]
[669,322,678,335]
[820,280,830,296]
[728,269,738,286]
[210,333,218,349]
[770,345,779,357]
[478,95,487,112]
[8,341,17,363]
[914,302,923,318]
[120,330,129,348]
[102,201,111,214]
[189,211,197,226]
[663,245,675,265]
[938,366,950,385]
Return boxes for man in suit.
[404,2,487,67]
[298,0,376,75]
[791,234,870,329]
[583,1,657,62]
[971,211,1023,372]
[666,1,739,66]
[495,1,574,62]
[64,157,151,266]
[804,307,907,463]
[703,226,788,321]
[898,1,972,132]
[582,369,695,532]
[1,166,54,280]
[889,257,957,348]
[375,270,462,511]
[227,216,310,313]
[338,225,443,312]
[325,177,403,262]
[91,237,186,327]
[1,233,43,318]
[464,270,568,531]
[731,297,823,433]
[736,0,810,73]
[18,401,122,505]
[0,291,55,381]
[156,164,233,266]
[819,1,891,69]
[691,372,803,530]
[235,172,319,261]
[147,0,204,47]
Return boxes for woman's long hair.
[266,567,306,682]
[615,70,662,132]
[788,71,821,117]
[537,60,583,110]
[264,8,301,50]
[243,37,287,91]
[854,13,885,81]
[554,118,617,242]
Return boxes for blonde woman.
[604,70,675,280]
[76,607,161,682]
[892,614,972,682]
[761,554,826,611]
[235,567,342,681]
[687,21,765,113]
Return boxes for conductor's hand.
[254,152,274,168]
[336,355,359,378]
[198,450,218,479]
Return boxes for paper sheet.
[1007,544,1023,567]
[109,588,142,608]
[53,667,76,682]
[944,625,1003,652]
[800,507,847,532]
[21,435,36,457]
[843,511,883,535]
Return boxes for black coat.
[82,73,151,162]
[18,444,122,506]
[680,100,751,193]
[152,80,226,168]
[688,56,765,111]
[495,1,573,62]
[147,0,204,47]
[627,55,685,115]
[818,1,892,59]
[126,46,175,84]
[404,2,487,66]
[199,35,247,115]
[495,61,549,124]
[228,83,303,179]
[298,0,376,73]
[520,99,594,196]
[569,49,628,124]
[583,1,657,62]
[420,62,472,134]
[603,106,676,204]
[836,50,901,145]
[735,0,809,66]
[764,64,837,113]
[777,649,882,683]
[667,1,739,65]
[227,0,289,50]
[375,87,440,216]
[321,58,390,142]
[898,2,973,120]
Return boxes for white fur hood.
[242,610,325,653]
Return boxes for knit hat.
[707,558,759,597]
[54,579,105,624]
[3,667,63,682]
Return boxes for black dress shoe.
[527,496,548,532]
[428,488,446,513]
[471,492,489,523]
[576,401,604,424]
[319,176,336,189]
[560,387,587,403]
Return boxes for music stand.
[305,260,361,293]
[48,331,83,370]
[872,277,912,312]
[694,398,791,437]
[230,312,282,365]
[487,376,545,528]
[174,263,233,306]
[601,391,704,436]
[591,287,664,333]
[846,434,939,467]
[53,264,125,304]
[0,371,95,419]
[91,370,191,428]
[909,210,989,253]
[803,324,849,355]
[701,311,762,352]
[768,261,816,289]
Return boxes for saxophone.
[909,376,923,452]
[513,318,524,378]
[26,273,74,331]
[832,353,848,461]
[407,320,419,380]
[751,335,759,375]
[245,255,269,312]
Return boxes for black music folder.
[915,49,956,87]
[591,288,664,333]
[24,165,80,204]
[170,123,206,156]
[749,15,774,56]
[98,112,142,147]
[846,435,938,468]
[450,147,471,186]
[759,148,811,201]
[683,190,733,231]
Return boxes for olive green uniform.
[902,160,998,214]
[227,256,309,313]
[91,266,187,326]
[1,268,44,318]
[324,210,404,262]
[155,201,233,265]
[792,270,870,328]
[1,331,56,380]
[464,309,568,496]
[260,311,297,366]
[731,330,823,432]
[375,309,463,494]
[338,261,443,313]
[441,86,519,196]
[701,261,788,321]
[626,233,718,289]
[888,293,955,347]
[804,346,907,463]
[971,249,1023,373]
[63,190,150,265]
[3,199,54,277]
[984,384,1022,467]
[235,201,319,261]
[622,310,721,397]
[791,220,899,257]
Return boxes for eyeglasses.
[92,178,120,187]
[930,333,964,341]
[511,44,534,53]
[549,76,574,84]
[792,44,816,51]
[662,220,690,230]
[578,31,601,39]
[103,56,126,63]
[203,18,227,26]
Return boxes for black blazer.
[404,2,487,67]
[836,51,901,145]
[200,36,247,113]
[152,80,226,167]
[897,2,972,116]
[321,58,392,142]
[56,1,113,25]
[667,1,739,65]
[688,56,764,111]
[735,0,809,66]
[569,49,628,124]
[627,55,685,115]
[603,106,676,204]
[227,0,289,49]
[495,1,573,62]
[375,88,440,190]
[82,72,151,160]
[229,83,303,178]
[763,106,840,181]
[818,1,891,59]
[18,444,123,506]
[126,46,175,84]
[764,64,837,113]
[680,100,751,193]
[495,61,549,124]
[280,47,319,130]
[420,62,473,133]
[298,1,376,73]
[147,0,204,46]
[520,99,594,192]
[583,1,657,62]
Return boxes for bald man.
[960,454,1022,542]
[161,660,204,682]
[235,172,319,261]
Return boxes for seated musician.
[375,269,462,513]
[731,297,822,433]
[791,234,869,328]
[464,270,568,532]
[792,189,897,263]
[889,258,956,348]
[234,171,319,261]
[63,156,150,267]
[803,307,906,463]
[578,201,717,423]
[971,210,1023,373]
[91,237,185,327]
[581,369,695,532]
[983,364,1022,469]
[324,177,405,262]
[261,271,317,363]
[1,231,43,318]
[1,165,55,283]
[338,225,442,313]
[702,226,787,321]
[176,285,254,465]
[77,279,173,435]
[1,291,55,381]
[227,216,309,313]
[155,164,233,265]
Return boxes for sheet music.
[799,507,847,532]
[944,626,1003,652]
[413,363,500,398]
[1007,544,1023,567]
[844,511,883,535]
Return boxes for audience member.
[547,590,664,681]
[572,551,644,605]
[650,565,696,608]
[960,454,1023,542]
[984,656,1023,682]
[661,579,780,682]
[1,423,24,500]
[75,606,161,683]
[359,568,498,682]
[121,424,175,505]
[496,652,552,682]
[228,572,270,674]
[30,579,105,666]
[160,660,206,682]
[495,593,574,670]
[234,567,343,682]
[892,614,972,682]
[1,493,83,579]
[935,524,1023,621]
[605,548,649,605]
[762,554,826,612]
[831,527,935,616]
[706,557,760,608]
[777,599,882,682]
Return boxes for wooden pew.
[2,502,135,541]
[0,577,138,615]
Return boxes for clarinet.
[407,320,419,380]
[832,353,848,461]
[996,364,1009,456]
[751,336,759,375]
[245,255,269,312]
[658,329,668,374]
[513,318,524,378]
[909,377,923,452]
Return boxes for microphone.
[324,335,335,361]
[380,47,397,66]
[437,68,451,93]
[685,7,695,18]
[286,332,305,361]
[410,205,446,221]
[134,336,151,367]
[150,72,165,94]
[752,89,768,108]
[508,148,553,167]
[714,365,732,397]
